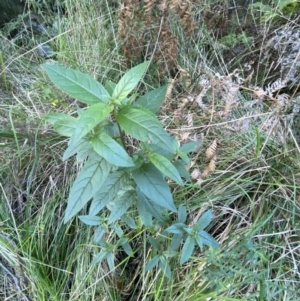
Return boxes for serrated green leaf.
[136,190,153,226]
[111,224,124,237]
[43,113,77,136]
[63,137,93,161]
[97,239,109,248]
[132,163,176,212]
[148,236,160,249]
[106,252,115,271]
[70,103,113,146]
[117,237,127,245]
[107,190,134,224]
[112,62,148,103]
[121,214,137,229]
[149,153,183,185]
[172,137,180,151]
[199,230,219,248]
[145,255,160,271]
[122,241,133,256]
[64,154,111,223]
[179,141,201,153]
[122,93,138,106]
[178,151,190,164]
[94,226,105,243]
[133,85,168,113]
[184,227,193,236]
[165,223,186,234]
[195,234,204,251]
[77,146,95,162]
[77,108,85,116]
[159,256,172,279]
[180,236,195,265]
[89,171,128,215]
[92,250,108,265]
[136,189,167,224]
[147,143,174,160]
[170,233,183,251]
[116,107,174,153]
[42,64,110,105]
[42,112,75,125]
[105,80,116,96]
[91,132,135,167]
[173,160,191,182]
[162,250,177,258]
[102,121,119,138]
[195,209,212,232]
[53,118,77,137]
[177,205,187,223]
[79,215,102,226]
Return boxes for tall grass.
[1,0,299,300]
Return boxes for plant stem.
[113,109,127,150]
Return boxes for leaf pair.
[42,103,114,147]
[42,62,149,106]
[166,209,219,265]
[145,236,177,279]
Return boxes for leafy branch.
[42,61,219,279]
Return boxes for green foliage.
[91,132,135,167]
[42,64,110,104]
[132,163,177,212]
[250,0,300,24]
[112,61,148,104]
[218,33,254,47]
[64,153,111,222]
[166,209,219,265]
[133,85,168,113]
[41,62,219,279]
[116,106,175,153]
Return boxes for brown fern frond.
[195,77,210,109]
[155,23,178,72]
[172,0,195,35]
[173,0,189,17]
[178,67,191,88]
[223,83,239,117]
[165,78,176,100]
[180,7,194,34]
[118,3,128,39]
[205,139,217,160]
[119,0,178,71]
[170,0,180,10]
[174,97,189,123]
[118,0,145,61]
[201,155,216,178]
[158,0,170,11]
[144,0,155,24]
[185,112,194,127]
[118,0,139,40]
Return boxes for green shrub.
[41,62,219,278]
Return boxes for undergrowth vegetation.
[1,0,300,300]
